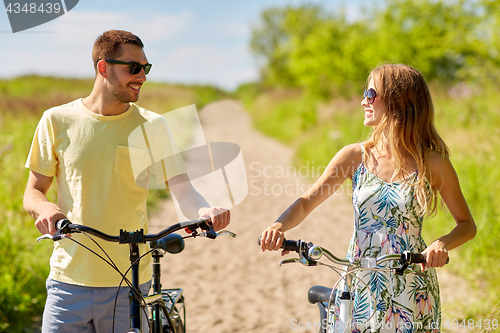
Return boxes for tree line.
[250,0,500,97]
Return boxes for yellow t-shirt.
[26,98,186,287]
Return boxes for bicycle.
[37,218,236,333]
[258,237,447,333]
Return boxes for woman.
[260,64,476,332]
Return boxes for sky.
[0,0,363,90]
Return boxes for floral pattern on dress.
[332,145,441,333]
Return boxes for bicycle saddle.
[308,285,335,304]
[149,233,185,254]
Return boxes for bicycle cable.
[328,266,402,333]
[113,234,195,332]
[63,234,148,332]
[44,218,224,332]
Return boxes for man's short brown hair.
[92,30,144,72]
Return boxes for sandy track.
[149,100,469,333]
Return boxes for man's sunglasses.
[105,59,152,75]
[364,88,377,104]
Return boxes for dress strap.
[352,143,365,190]
[358,143,367,177]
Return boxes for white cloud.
[143,11,194,42]
[212,20,250,39]
[150,44,258,90]
[50,10,194,46]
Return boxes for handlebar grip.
[404,252,450,265]
[52,219,72,241]
[411,253,425,264]
[281,239,300,252]
[257,237,301,253]
[56,219,71,230]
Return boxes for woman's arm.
[422,153,477,268]
[260,143,361,253]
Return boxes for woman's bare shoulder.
[426,151,454,188]
[334,143,362,164]
[427,151,451,168]
[325,143,363,179]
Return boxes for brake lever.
[36,233,69,242]
[279,258,302,266]
[196,228,237,239]
[279,242,317,267]
[36,234,53,242]
[279,255,317,267]
[390,268,430,279]
[414,271,429,279]
[216,230,237,238]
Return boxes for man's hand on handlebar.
[260,223,289,255]
[198,207,230,232]
[34,202,67,236]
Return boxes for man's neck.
[82,89,130,116]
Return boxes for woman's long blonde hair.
[363,64,449,216]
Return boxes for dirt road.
[149,100,469,333]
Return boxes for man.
[23,30,230,332]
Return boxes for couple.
[25,30,475,332]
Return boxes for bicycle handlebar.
[258,237,448,267]
[46,218,217,243]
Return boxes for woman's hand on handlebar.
[198,207,230,232]
[260,223,289,255]
[421,239,449,270]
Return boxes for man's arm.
[167,174,230,231]
[23,170,66,235]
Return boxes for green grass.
[0,75,226,332]
[0,112,52,332]
[239,82,500,325]
[241,88,317,144]
[423,86,500,322]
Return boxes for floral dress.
[333,144,441,333]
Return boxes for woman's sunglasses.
[364,88,377,104]
[105,59,152,75]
